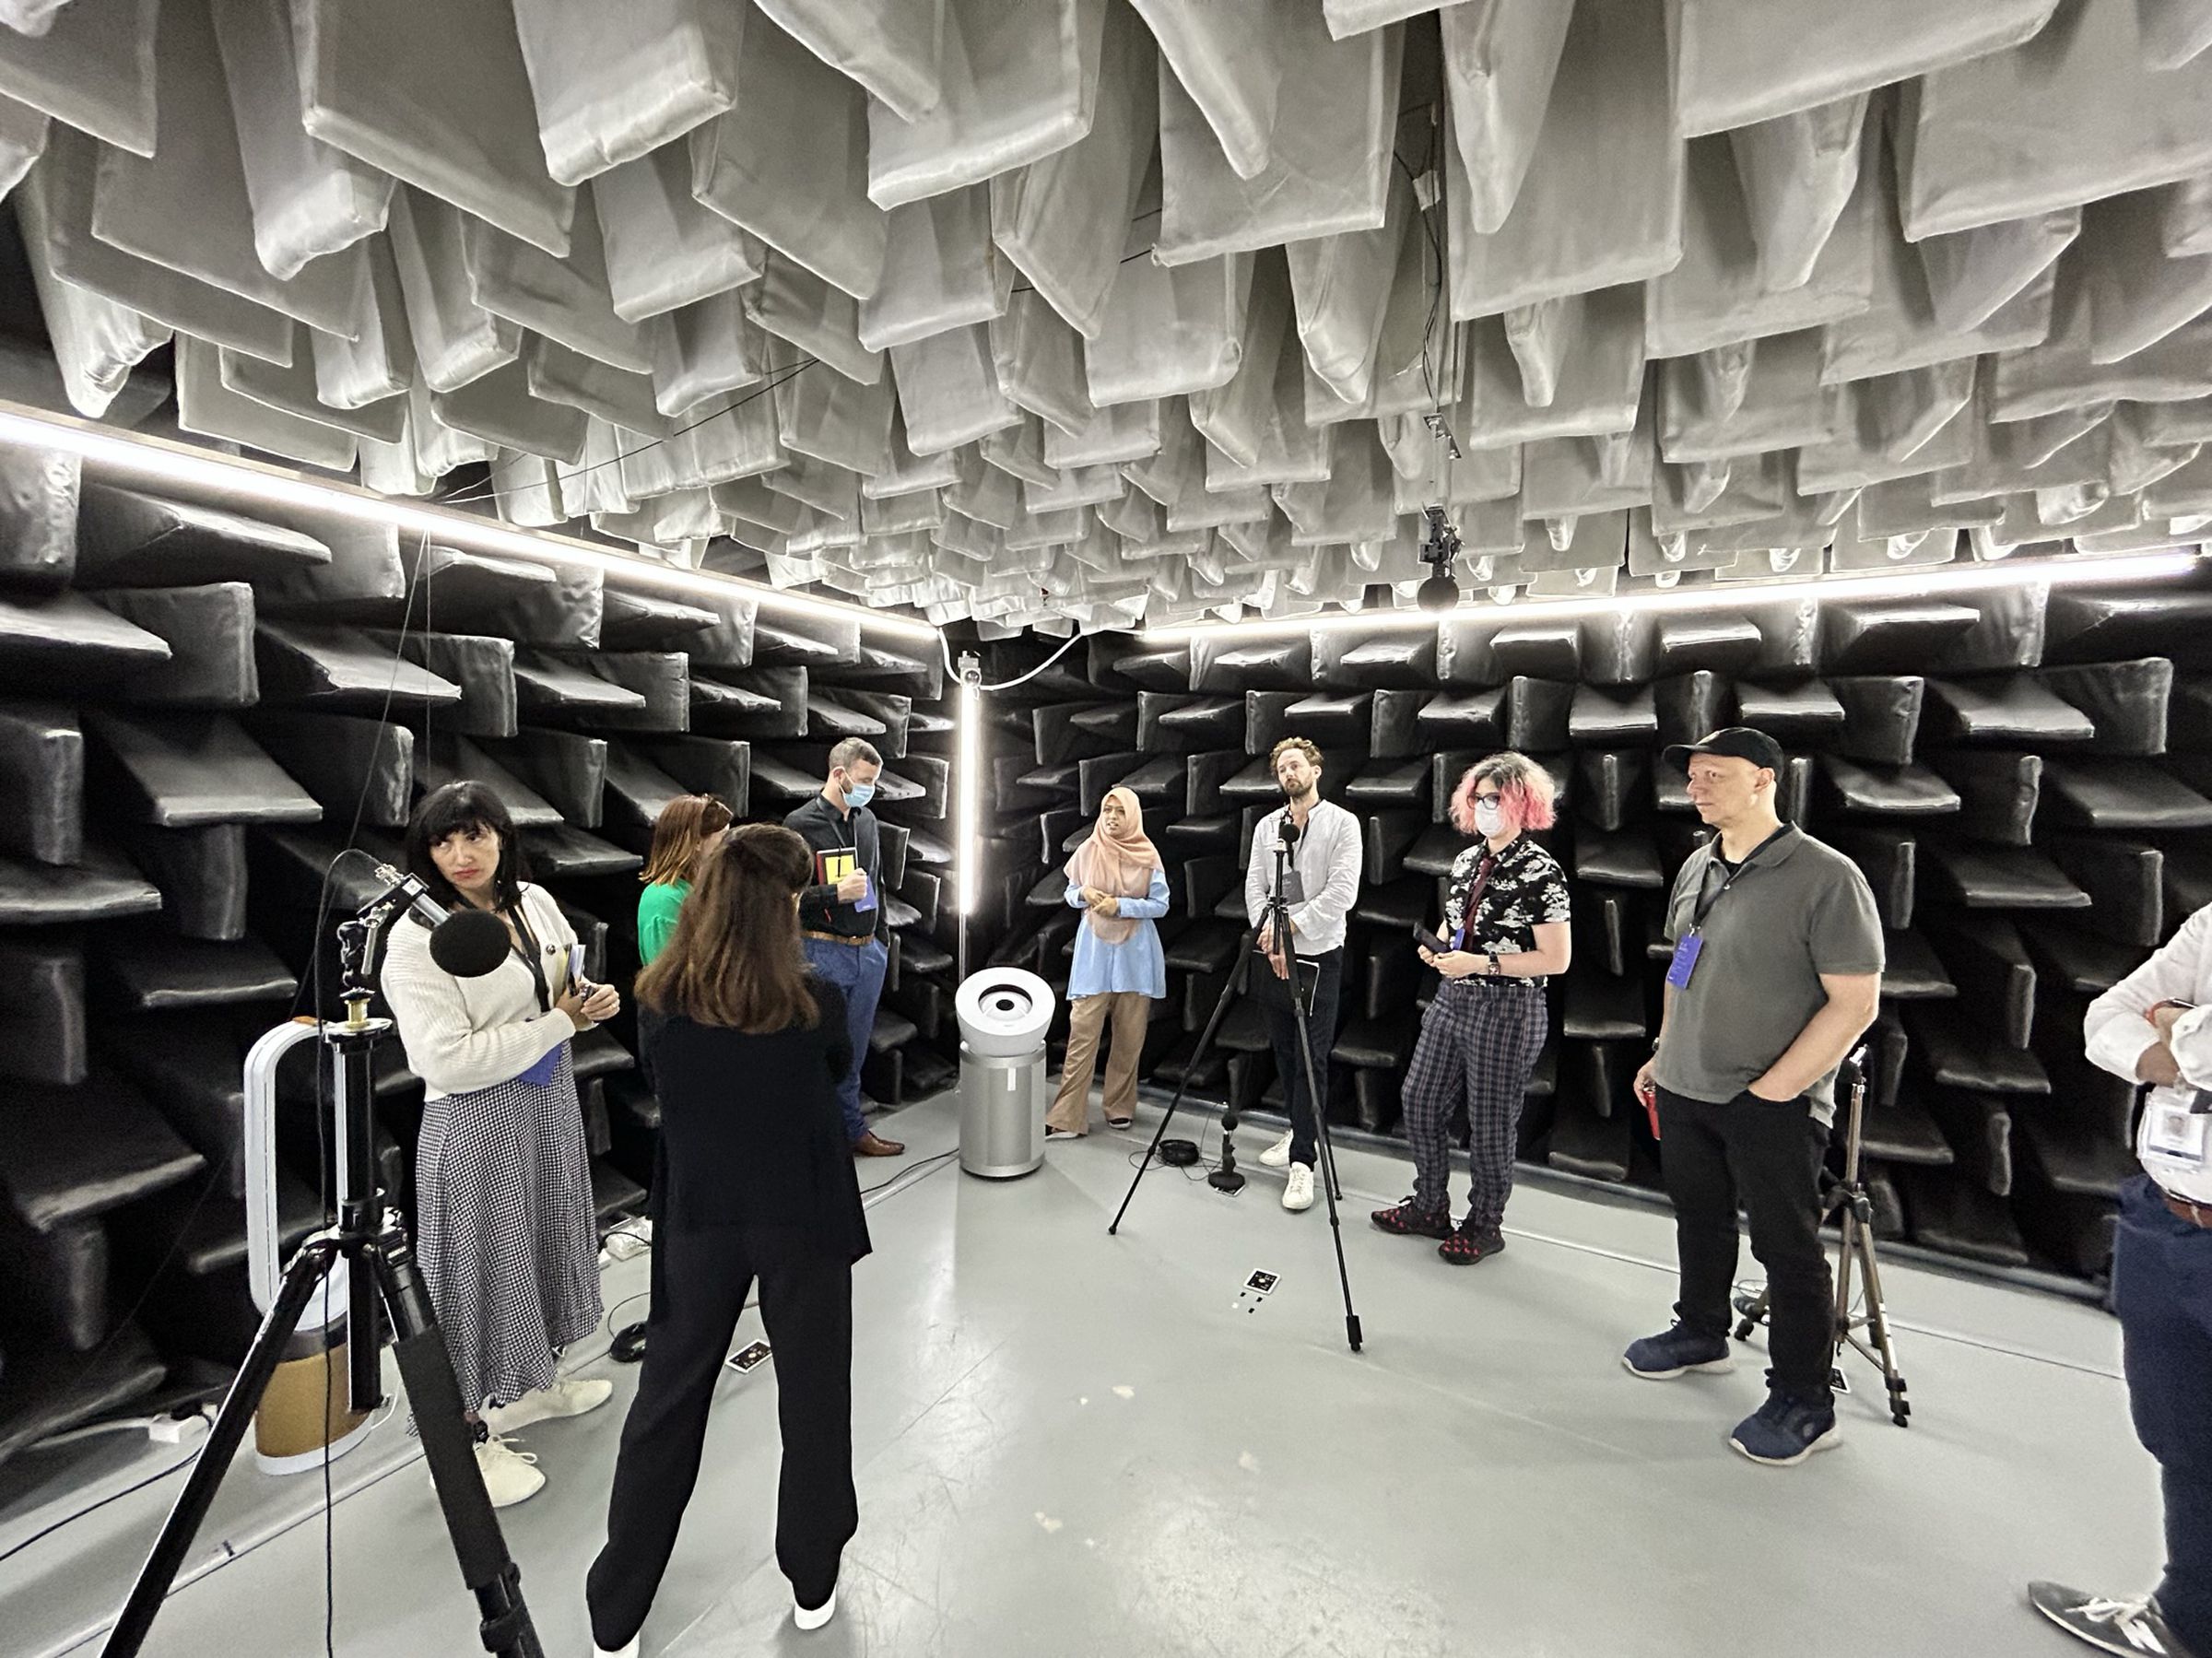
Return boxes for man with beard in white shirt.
[1244,737,1363,1213]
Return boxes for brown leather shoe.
[853,1131,905,1158]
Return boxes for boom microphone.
[427,909,512,979]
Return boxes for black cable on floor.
[0,1452,201,1569]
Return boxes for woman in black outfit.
[586,824,869,1657]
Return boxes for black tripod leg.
[372,1234,547,1658]
[102,1241,338,1657]
[1109,928,1256,1236]
[1289,996,1362,1355]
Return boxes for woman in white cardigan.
[380,781,620,1508]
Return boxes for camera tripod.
[101,904,546,1657]
[1732,1048,1911,1428]
[1109,824,1364,1354]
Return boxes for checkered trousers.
[1400,980,1548,1229]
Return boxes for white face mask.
[1473,798,1507,838]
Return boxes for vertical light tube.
[956,671,982,981]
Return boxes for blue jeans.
[803,936,886,1143]
[2116,1174,2212,1655]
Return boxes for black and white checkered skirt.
[416,1045,603,1413]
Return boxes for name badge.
[2147,1100,2210,1161]
[1665,934,1703,989]
[1279,868,1307,905]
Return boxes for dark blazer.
[642,977,872,1262]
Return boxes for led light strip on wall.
[1138,548,2209,642]
[0,402,938,641]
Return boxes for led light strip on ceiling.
[1138,548,2210,642]
[0,402,939,642]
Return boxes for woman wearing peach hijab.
[1047,787,1171,1136]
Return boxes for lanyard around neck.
[1688,824,1791,934]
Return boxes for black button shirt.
[784,793,886,942]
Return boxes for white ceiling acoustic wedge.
[1672,0,2060,137]
[0,0,157,157]
[208,0,394,281]
[294,0,576,258]
[93,0,367,340]
[753,0,947,124]
[688,6,885,303]
[857,186,1010,354]
[865,0,1106,211]
[1897,0,2212,241]
[1441,0,1574,236]
[30,125,292,364]
[986,0,1152,342]
[1443,0,1681,318]
[509,0,743,187]
[1153,11,1400,266]
[591,144,764,325]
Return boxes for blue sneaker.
[1621,1323,1736,1380]
[1728,1393,1840,1466]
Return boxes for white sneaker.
[1282,1165,1315,1211]
[794,1586,838,1631]
[483,1376,614,1436]
[592,1637,638,1658]
[1258,1130,1295,1169]
[472,1434,544,1508]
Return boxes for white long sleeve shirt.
[2085,901,2212,1205]
[1244,798,1363,957]
[379,883,582,1101]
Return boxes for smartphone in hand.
[1412,924,1451,956]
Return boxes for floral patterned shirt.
[1441,835,1572,983]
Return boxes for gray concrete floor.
[1,1088,2159,1658]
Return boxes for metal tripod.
[101,911,546,1658]
[1732,1047,1912,1427]
[1109,829,1363,1354]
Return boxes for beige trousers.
[1047,992,1152,1132]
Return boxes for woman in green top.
[638,794,734,965]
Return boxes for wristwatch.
[1485,953,1500,977]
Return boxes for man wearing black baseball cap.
[1624,727,1884,1466]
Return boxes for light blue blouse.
[1065,868,1171,999]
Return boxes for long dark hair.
[640,794,734,887]
[403,781,529,912]
[636,823,818,1033]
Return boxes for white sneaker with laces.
[483,1376,614,1436]
[472,1434,544,1508]
[794,1586,838,1631]
[1259,1130,1295,1169]
[2028,1582,2195,1657]
[1282,1164,1315,1211]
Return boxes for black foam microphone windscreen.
[428,909,513,979]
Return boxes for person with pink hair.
[1373,752,1571,1265]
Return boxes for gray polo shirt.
[1654,824,1885,1124]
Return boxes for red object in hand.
[1640,1083,1661,1140]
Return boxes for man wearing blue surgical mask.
[786,737,904,1158]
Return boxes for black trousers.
[1252,946,1344,1169]
[586,1222,855,1651]
[1655,1087,1834,1406]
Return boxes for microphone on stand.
[357,864,512,980]
[369,861,454,935]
